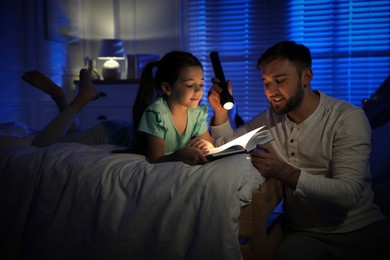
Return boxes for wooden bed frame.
[239,178,285,260]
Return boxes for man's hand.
[208,77,232,126]
[250,144,300,190]
[208,78,234,112]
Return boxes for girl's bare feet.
[78,68,99,102]
[68,69,99,113]
[22,70,84,134]
[22,70,68,111]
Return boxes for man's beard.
[271,80,305,115]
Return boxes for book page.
[245,129,274,152]
[207,126,266,155]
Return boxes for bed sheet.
[0,142,263,260]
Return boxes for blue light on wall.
[184,0,390,122]
[46,41,68,86]
[288,0,390,107]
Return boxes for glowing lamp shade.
[98,39,125,80]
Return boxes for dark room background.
[182,0,390,122]
[0,0,389,128]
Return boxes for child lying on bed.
[16,69,137,148]
[0,69,100,147]
[2,51,214,165]
[25,68,119,147]
[133,51,214,165]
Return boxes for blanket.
[0,142,262,260]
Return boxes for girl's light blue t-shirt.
[138,97,209,154]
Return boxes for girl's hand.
[175,147,208,165]
[187,137,214,151]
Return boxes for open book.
[206,126,273,160]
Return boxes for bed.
[0,123,284,260]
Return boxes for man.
[208,41,389,259]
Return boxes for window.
[288,0,390,106]
[182,0,390,122]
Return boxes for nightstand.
[73,79,140,129]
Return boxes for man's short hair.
[257,41,312,73]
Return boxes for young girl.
[133,51,214,165]
[8,52,214,166]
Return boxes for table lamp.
[98,39,125,80]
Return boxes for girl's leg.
[22,70,81,133]
[31,69,99,147]
[44,123,107,146]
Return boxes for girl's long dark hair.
[132,61,159,134]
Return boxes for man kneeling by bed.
[207,40,390,259]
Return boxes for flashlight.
[210,51,235,110]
